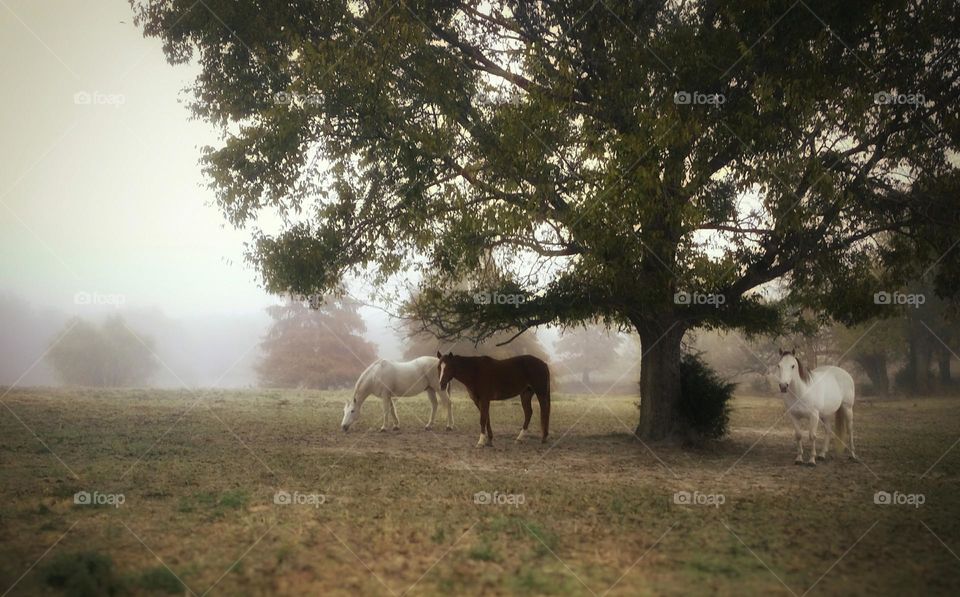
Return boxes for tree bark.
[634,319,687,441]
[939,348,952,385]
[856,354,889,397]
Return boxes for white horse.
[776,350,857,466]
[340,356,453,432]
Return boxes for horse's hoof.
[816,455,826,462]
[794,460,804,465]
[516,429,527,442]
[804,461,817,467]
[848,454,860,462]
[424,425,432,430]
[445,426,453,431]
[392,427,400,432]
[379,427,387,433]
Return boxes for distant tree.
[46,315,158,387]
[256,296,377,389]
[554,326,624,386]
[898,279,960,393]
[833,318,905,397]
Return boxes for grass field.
[1,387,959,596]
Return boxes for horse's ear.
[792,345,799,355]
[436,351,442,359]
[779,348,785,356]
[448,351,453,357]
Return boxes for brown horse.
[436,352,551,447]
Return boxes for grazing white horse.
[776,350,857,466]
[340,356,453,432]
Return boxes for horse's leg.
[389,397,400,431]
[791,415,804,465]
[484,397,494,445]
[536,387,550,443]
[476,398,490,448]
[379,396,391,432]
[425,388,438,430]
[845,405,858,461]
[517,390,533,442]
[818,415,831,461]
[805,415,819,466]
[440,388,454,430]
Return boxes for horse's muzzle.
[779,383,788,393]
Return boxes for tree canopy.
[135,0,960,439]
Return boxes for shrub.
[136,566,185,594]
[42,551,123,597]
[678,353,735,443]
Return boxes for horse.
[775,349,857,466]
[436,351,551,448]
[340,356,453,432]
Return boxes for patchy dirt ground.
[1,388,958,596]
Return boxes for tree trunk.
[918,337,933,393]
[634,319,686,441]
[939,348,952,385]
[856,354,889,397]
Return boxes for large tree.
[135,0,959,440]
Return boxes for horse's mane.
[794,354,812,383]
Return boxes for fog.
[0,0,417,387]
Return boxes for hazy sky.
[1,1,269,314]
[0,0,412,358]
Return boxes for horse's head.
[341,398,359,431]
[775,349,803,393]
[436,351,456,392]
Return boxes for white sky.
[1,1,267,316]
[0,0,407,358]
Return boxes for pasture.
[1,388,959,596]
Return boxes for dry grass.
[1,387,959,596]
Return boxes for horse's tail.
[834,407,850,454]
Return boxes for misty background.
[2,1,954,396]
[0,0,416,388]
